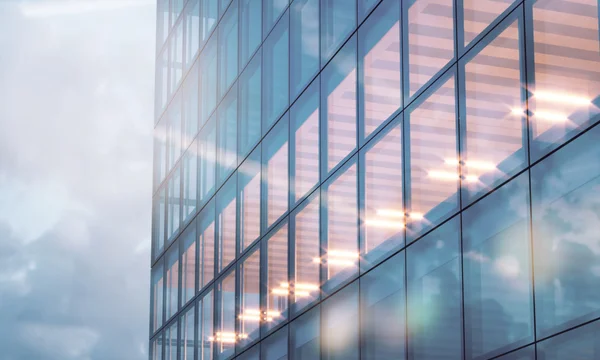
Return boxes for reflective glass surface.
[239,247,261,347]
[290,0,319,98]
[265,224,289,331]
[290,306,319,360]
[360,252,406,359]
[181,224,196,307]
[239,148,262,253]
[532,124,600,338]
[198,201,216,289]
[240,0,262,67]
[261,325,288,360]
[239,52,262,158]
[263,13,290,130]
[463,172,533,359]
[217,177,237,272]
[322,281,359,360]
[180,306,195,360]
[216,270,236,360]
[321,0,357,62]
[263,117,289,228]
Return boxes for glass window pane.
[198,201,216,289]
[239,247,261,347]
[166,321,179,360]
[199,290,214,360]
[152,261,165,333]
[361,119,403,269]
[292,194,320,314]
[157,0,170,49]
[528,0,600,160]
[183,148,198,222]
[239,52,263,158]
[239,344,260,360]
[201,0,218,44]
[168,167,182,241]
[153,187,167,257]
[323,161,358,293]
[496,346,535,360]
[166,246,180,320]
[220,0,234,16]
[264,116,290,228]
[536,320,600,359]
[462,0,517,47]
[181,224,197,307]
[217,176,237,272]
[406,0,455,97]
[240,0,262,67]
[200,36,218,126]
[219,3,239,98]
[261,325,288,360]
[218,84,238,183]
[290,0,319,98]
[462,15,527,205]
[156,49,170,117]
[263,12,290,131]
[322,36,357,175]
[264,0,289,37]
[154,117,168,190]
[463,173,533,359]
[322,281,359,360]
[358,0,380,21]
[171,0,185,23]
[407,216,462,359]
[168,95,183,172]
[215,270,236,360]
[265,224,289,331]
[183,63,199,149]
[406,74,458,241]
[185,0,200,68]
[531,124,600,338]
[290,79,320,204]
[360,252,406,360]
[321,0,357,62]
[290,306,319,360]
[239,148,262,252]
[153,332,164,360]
[199,115,217,204]
[171,21,184,93]
[180,306,195,360]
[359,0,401,140]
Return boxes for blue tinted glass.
[290,79,320,204]
[180,306,195,360]
[220,0,233,16]
[199,290,214,359]
[183,62,199,148]
[216,270,236,360]
[152,332,164,360]
[290,0,319,98]
[291,306,320,360]
[263,116,289,229]
[198,201,216,289]
[360,252,406,360]
[321,36,357,176]
[151,261,165,333]
[201,0,218,44]
[201,36,218,125]
[261,325,288,360]
[217,176,237,272]
[407,216,462,360]
[496,346,535,360]
[238,344,260,360]
[199,115,217,205]
[531,124,600,338]
[240,0,262,67]
[217,85,238,183]
[358,0,380,21]
[263,12,290,131]
[183,148,198,222]
[168,168,181,241]
[321,0,357,63]
[239,52,262,158]
[219,3,238,98]
[180,223,197,306]
[153,188,167,257]
[322,281,359,360]
[264,0,289,37]
[359,0,401,142]
[537,320,600,359]
[166,245,180,320]
[463,173,533,359]
[167,321,178,360]
[238,148,262,252]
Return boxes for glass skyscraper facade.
[150,0,600,359]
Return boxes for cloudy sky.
[0,0,156,358]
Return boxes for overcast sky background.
[0,0,156,359]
